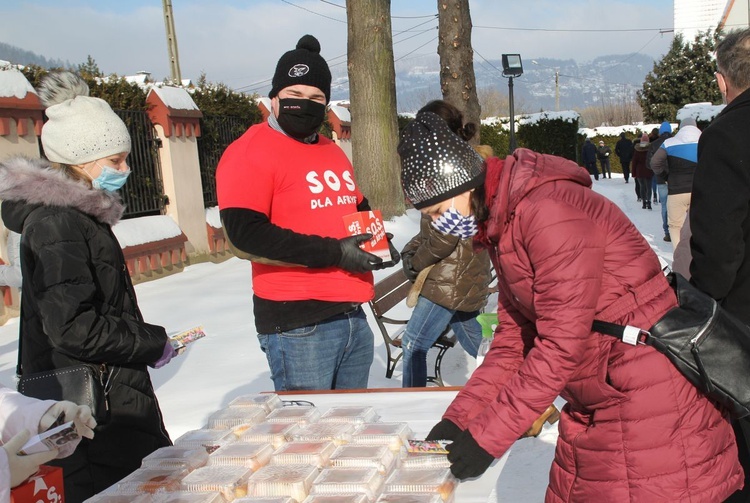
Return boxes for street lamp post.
[502,54,523,153]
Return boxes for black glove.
[401,254,419,282]
[374,232,401,270]
[446,429,495,480]
[425,418,462,441]
[338,234,383,273]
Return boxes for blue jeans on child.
[257,306,374,391]
[402,296,482,387]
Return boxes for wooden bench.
[369,268,455,387]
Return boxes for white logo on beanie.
[289,64,310,78]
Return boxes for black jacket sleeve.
[220,207,343,268]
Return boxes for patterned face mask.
[431,199,478,239]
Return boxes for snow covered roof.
[578,122,676,138]
[329,103,350,123]
[518,110,580,125]
[150,85,199,110]
[112,215,183,248]
[0,66,36,100]
[676,102,725,122]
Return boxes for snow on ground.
[0,171,674,500]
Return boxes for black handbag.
[593,272,750,419]
[17,364,110,423]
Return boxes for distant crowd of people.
[1,26,749,503]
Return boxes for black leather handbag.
[593,272,750,418]
[18,364,110,424]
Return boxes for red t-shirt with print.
[216,122,374,303]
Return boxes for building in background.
[674,0,726,42]
[719,1,750,32]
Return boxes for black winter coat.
[615,137,634,164]
[581,141,597,164]
[690,88,750,325]
[0,157,171,501]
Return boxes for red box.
[11,465,64,503]
[342,210,392,261]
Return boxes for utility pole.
[162,0,182,86]
[555,69,560,112]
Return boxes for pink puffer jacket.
[443,149,742,502]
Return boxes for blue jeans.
[257,306,374,391]
[652,177,658,201]
[402,296,482,387]
[657,183,669,235]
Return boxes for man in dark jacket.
[581,138,598,180]
[615,132,634,183]
[596,140,613,179]
[689,28,750,503]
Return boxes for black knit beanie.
[269,35,332,103]
[398,111,486,209]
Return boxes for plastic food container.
[141,445,210,471]
[181,465,253,501]
[375,495,446,503]
[329,445,397,475]
[270,441,337,468]
[384,469,456,502]
[319,406,379,424]
[265,406,321,425]
[115,467,187,494]
[228,394,284,413]
[208,442,274,471]
[154,492,226,503]
[239,423,300,449]
[246,464,320,502]
[400,451,450,470]
[308,467,384,500]
[351,423,413,451]
[301,495,370,502]
[81,494,151,503]
[232,498,296,503]
[292,423,357,445]
[174,428,237,454]
[206,407,267,431]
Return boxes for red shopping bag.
[10,465,64,503]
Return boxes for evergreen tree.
[638,32,722,122]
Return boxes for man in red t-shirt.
[216,34,399,391]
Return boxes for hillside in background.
[1,40,652,115]
[0,41,71,69]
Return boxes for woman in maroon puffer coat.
[398,111,742,502]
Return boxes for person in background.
[596,140,612,179]
[632,133,653,209]
[580,138,598,180]
[0,70,174,502]
[0,230,21,288]
[216,35,399,392]
[399,100,492,388]
[632,134,642,200]
[650,117,701,248]
[614,132,633,183]
[398,110,741,502]
[0,385,96,503]
[689,28,750,503]
[648,121,673,240]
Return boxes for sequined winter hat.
[39,71,131,165]
[398,111,486,209]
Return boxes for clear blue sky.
[1,0,674,93]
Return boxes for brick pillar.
[146,86,209,255]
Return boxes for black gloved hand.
[374,232,401,269]
[401,254,419,282]
[338,234,383,273]
[446,429,495,480]
[425,418,462,441]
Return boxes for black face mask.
[276,98,326,140]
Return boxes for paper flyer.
[19,421,79,455]
[406,439,451,454]
[169,326,206,354]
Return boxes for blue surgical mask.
[431,200,478,239]
[92,163,130,192]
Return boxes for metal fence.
[197,114,251,208]
[115,110,166,218]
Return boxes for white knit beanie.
[38,71,131,165]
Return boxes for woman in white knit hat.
[0,71,174,502]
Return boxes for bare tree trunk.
[437,0,481,144]
[346,0,405,219]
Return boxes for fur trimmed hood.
[0,156,124,230]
